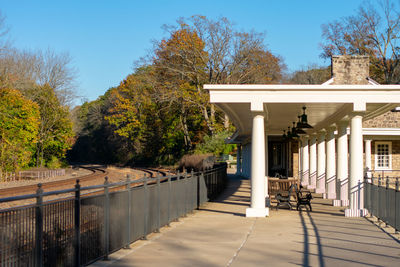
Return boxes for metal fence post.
[190,170,194,211]
[103,177,110,260]
[74,180,81,267]
[167,174,171,226]
[125,174,132,248]
[396,178,399,234]
[142,174,148,240]
[35,184,44,267]
[197,172,204,209]
[386,176,390,189]
[175,171,180,221]
[156,173,161,233]
[183,172,188,217]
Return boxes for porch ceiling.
[205,84,400,141]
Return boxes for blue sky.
[1,0,368,104]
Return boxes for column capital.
[317,130,326,140]
[335,120,349,128]
[301,135,310,141]
[309,133,318,139]
[251,111,265,117]
[350,111,365,118]
[325,125,337,132]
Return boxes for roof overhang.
[205,84,400,143]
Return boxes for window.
[375,142,392,170]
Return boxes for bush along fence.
[0,169,66,182]
[0,163,227,267]
[364,175,400,233]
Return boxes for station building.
[205,55,400,218]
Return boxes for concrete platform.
[90,175,400,267]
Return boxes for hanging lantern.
[300,106,313,128]
[295,116,307,134]
[282,130,287,139]
[287,126,292,139]
[291,122,300,138]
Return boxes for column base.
[246,207,269,217]
[326,192,336,199]
[341,199,349,206]
[344,208,368,217]
[332,199,342,206]
[322,192,336,200]
[315,188,325,194]
[265,197,270,208]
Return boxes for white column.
[301,137,309,187]
[308,135,317,190]
[316,131,326,194]
[298,140,302,179]
[246,113,269,217]
[264,133,269,197]
[365,139,372,179]
[345,114,367,217]
[236,145,242,176]
[325,126,336,199]
[334,122,349,206]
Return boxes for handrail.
[0,163,228,267]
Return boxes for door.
[268,141,287,177]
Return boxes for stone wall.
[368,140,400,177]
[331,55,369,85]
[363,111,400,128]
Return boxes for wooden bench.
[268,177,300,195]
[269,178,299,210]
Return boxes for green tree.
[289,65,331,84]
[0,88,39,172]
[27,84,73,167]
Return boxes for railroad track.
[0,166,171,202]
[132,167,169,177]
[0,165,108,198]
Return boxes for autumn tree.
[105,67,196,162]
[0,48,77,106]
[0,11,10,56]
[68,91,134,164]
[321,0,400,84]
[0,88,39,172]
[153,27,209,147]
[72,16,286,165]
[152,16,285,136]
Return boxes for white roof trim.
[204,84,400,91]
[321,78,334,85]
[367,78,380,85]
[363,128,400,136]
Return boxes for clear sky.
[1,0,369,105]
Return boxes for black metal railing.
[364,175,400,233]
[366,169,400,181]
[0,163,227,267]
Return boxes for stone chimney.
[331,55,369,84]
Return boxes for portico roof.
[204,84,400,141]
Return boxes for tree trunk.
[201,105,214,136]
[224,114,230,129]
[180,106,192,151]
